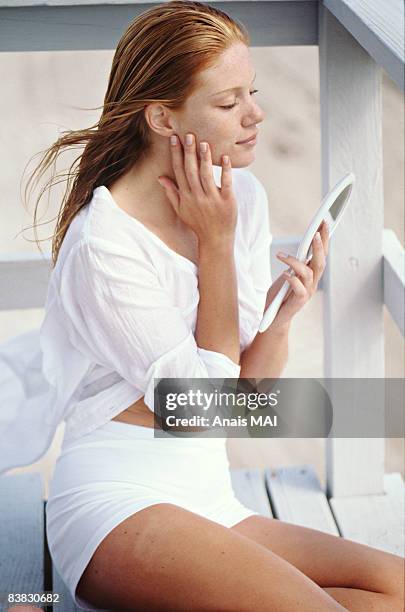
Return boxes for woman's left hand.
[271,220,329,329]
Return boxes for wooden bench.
[1,467,403,611]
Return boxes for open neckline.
[95,185,198,274]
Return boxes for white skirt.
[46,419,259,611]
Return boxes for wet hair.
[22,0,249,267]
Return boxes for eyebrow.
[209,72,257,97]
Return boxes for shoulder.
[59,224,159,297]
[77,186,160,270]
[58,235,163,317]
[69,236,158,282]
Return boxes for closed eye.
[220,89,259,110]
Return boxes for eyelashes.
[220,89,260,110]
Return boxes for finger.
[183,133,205,196]
[308,231,326,286]
[321,220,330,256]
[169,134,190,194]
[315,220,329,256]
[199,141,218,197]
[220,154,233,198]
[282,272,308,301]
[277,252,313,285]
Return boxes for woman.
[17,1,403,610]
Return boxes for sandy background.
[0,45,403,498]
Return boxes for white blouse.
[0,166,272,476]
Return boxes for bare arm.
[159,134,241,367]
[195,241,240,365]
[239,272,290,380]
[239,320,290,380]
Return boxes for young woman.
[17,1,403,610]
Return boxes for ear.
[144,102,175,139]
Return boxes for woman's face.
[173,43,265,168]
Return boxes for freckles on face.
[178,82,260,168]
[182,109,243,166]
[199,118,235,157]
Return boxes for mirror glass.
[304,183,353,262]
[329,184,352,226]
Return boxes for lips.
[237,133,258,144]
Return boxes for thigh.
[77,502,345,612]
[231,515,404,598]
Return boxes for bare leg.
[232,515,404,611]
[323,587,402,612]
[77,503,347,611]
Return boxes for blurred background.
[1,45,403,498]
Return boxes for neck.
[109,146,181,228]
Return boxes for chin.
[212,151,256,169]
[230,154,256,169]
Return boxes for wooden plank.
[0,1,318,52]
[330,472,405,556]
[230,468,273,517]
[264,464,340,535]
[324,0,405,90]
[319,3,385,497]
[0,252,51,311]
[0,473,44,606]
[383,229,405,337]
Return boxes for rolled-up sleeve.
[60,238,240,412]
[248,173,273,308]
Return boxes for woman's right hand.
[157,133,238,248]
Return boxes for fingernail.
[200,142,207,153]
[315,232,321,241]
[186,133,193,145]
[170,135,178,146]
[277,252,288,258]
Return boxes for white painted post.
[319,4,385,497]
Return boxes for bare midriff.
[112,396,163,429]
[111,399,210,434]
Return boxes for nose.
[254,102,265,124]
[242,107,265,130]
[244,98,265,127]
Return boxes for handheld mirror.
[259,172,355,333]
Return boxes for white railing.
[0,0,404,501]
[1,231,404,329]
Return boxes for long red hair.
[22,0,249,268]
